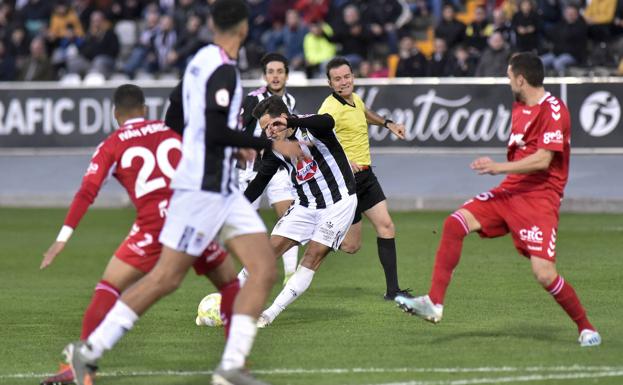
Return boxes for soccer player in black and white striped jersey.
[243,95,358,327]
[238,53,300,286]
[61,2,305,385]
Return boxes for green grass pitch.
[0,208,621,385]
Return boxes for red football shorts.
[114,223,228,273]
[461,188,561,261]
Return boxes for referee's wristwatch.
[383,118,394,128]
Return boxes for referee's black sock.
[377,237,399,294]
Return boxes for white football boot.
[395,294,444,324]
[578,329,602,347]
[256,313,272,328]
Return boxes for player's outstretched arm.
[364,108,406,140]
[471,149,554,175]
[41,239,68,269]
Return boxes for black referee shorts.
[352,167,386,224]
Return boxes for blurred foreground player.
[396,53,601,347]
[60,1,305,385]
[39,84,236,385]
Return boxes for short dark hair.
[210,0,249,32]
[326,56,353,80]
[261,52,289,74]
[252,95,289,120]
[509,52,544,87]
[113,84,145,113]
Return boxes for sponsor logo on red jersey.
[543,130,563,145]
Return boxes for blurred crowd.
[1,0,623,82]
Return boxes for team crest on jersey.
[296,158,318,182]
[215,88,230,107]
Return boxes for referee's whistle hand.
[387,122,406,140]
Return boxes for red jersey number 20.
[120,138,181,199]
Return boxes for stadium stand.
[0,0,621,82]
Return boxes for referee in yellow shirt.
[319,57,411,300]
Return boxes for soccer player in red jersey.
[39,84,239,385]
[395,52,601,347]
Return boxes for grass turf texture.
[0,208,621,385]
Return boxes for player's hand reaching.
[471,156,501,175]
[40,241,66,269]
[386,122,406,140]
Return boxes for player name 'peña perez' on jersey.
[118,123,170,141]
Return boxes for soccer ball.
[195,293,223,327]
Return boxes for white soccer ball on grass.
[196,293,223,327]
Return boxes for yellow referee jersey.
[318,92,371,166]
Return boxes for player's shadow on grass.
[431,323,564,344]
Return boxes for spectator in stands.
[409,0,435,41]
[435,3,466,50]
[110,0,143,21]
[151,14,177,74]
[511,0,541,53]
[248,0,271,43]
[268,0,296,26]
[448,44,477,76]
[492,7,512,43]
[541,4,587,75]
[465,5,492,53]
[122,7,160,78]
[303,21,336,78]
[331,4,371,68]
[266,9,307,70]
[475,31,511,76]
[0,40,16,81]
[369,59,389,78]
[293,0,330,24]
[537,0,562,36]
[427,37,452,76]
[18,0,52,36]
[6,26,30,69]
[395,35,427,77]
[583,0,617,42]
[173,0,196,34]
[67,11,119,77]
[0,3,15,43]
[18,36,55,81]
[48,1,84,42]
[360,0,411,55]
[166,13,205,73]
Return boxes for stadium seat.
[59,73,82,86]
[109,72,130,82]
[134,71,155,81]
[287,70,307,85]
[114,20,138,48]
[83,72,106,86]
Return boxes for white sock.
[84,300,138,360]
[220,314,257,370]
[282,246,298,276]
[264,266,315,322]
[237,268,248,287]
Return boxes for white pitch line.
[360,370,623,385]
[2,366,623,379]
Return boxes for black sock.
[377,237,399,294]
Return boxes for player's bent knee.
[532,267,557,287]
[377,220,395,238]
[340,240,360,254]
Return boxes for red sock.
[218,278,240,339]
[80,280,120,340]
[428,212,469,305]
[546,275,594,333]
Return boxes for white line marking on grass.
[361,370,623,385]
[2,366,623,379]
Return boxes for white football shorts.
[159,189,266,256]
[271,193,357,250]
